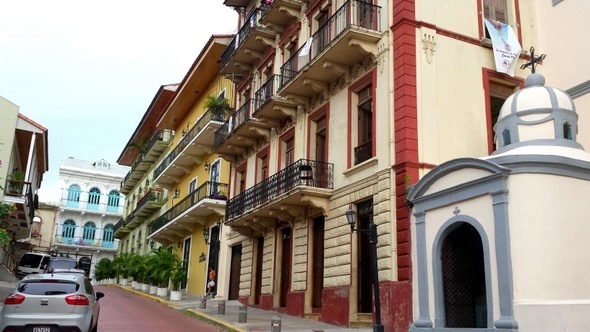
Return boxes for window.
[483,0,508,24]
[189,178,197,193]
[83,222,96,241]
[87,187,101,210]
[484,72,521,153]
[66,185,81,208]
[107,190,120,212]
[355,85,373,165]
[62,219,76,239]
[102,224,114,248]
[563,123,573,140]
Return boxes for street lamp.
[203,225,210,244]
[346,205,384,332]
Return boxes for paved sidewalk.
[109,283,373,332]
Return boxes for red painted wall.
[259,294,274,310]
[286,291,305,317]
[321,286,350,326]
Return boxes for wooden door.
[228,244,242,300]
[279,228,292,307]
[312,217,325,308]
[254,237,264,305]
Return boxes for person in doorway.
[207,267,216,297]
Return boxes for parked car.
[15,252,51,279]
[44,257,87,276]
[0,273,104,332]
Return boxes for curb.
[111,284,243,332]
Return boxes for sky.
[0,1,238,203]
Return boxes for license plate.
[33,327,51,332]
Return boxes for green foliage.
[112,253,133,279]
[204,95,232,118]
[170,255,188,291]
[94,258,114,281]
[150,249,176,288]
[0,203,14,246]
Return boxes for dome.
[493,73,580,154]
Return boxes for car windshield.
[50,260,78,269]
[18,281,79,295]
[19,254,43,267]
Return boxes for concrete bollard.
[217,300,226,315]
[238,306,247,323]
[271,315,282,332]
[199,297,207,309]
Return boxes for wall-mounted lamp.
[181,122,191,137]
[150,240,155,249]
[203,225,210,244]
[177,239,182,248]
[204,160,210,172]
[346,205,356,232]
[173,188,180,199]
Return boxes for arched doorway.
[441,223,487,328]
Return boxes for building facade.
[53,158,128,278]
[0,96,49,277]
[116,35,235,298]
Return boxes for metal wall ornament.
[422,33,436,64]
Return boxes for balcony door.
[279,227,292,307]
[182,238,191,290]
[210,159,221,195]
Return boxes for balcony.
[213,99,272,161]
[2,180,35,240]
[225,159,333,227]
[113,218,129,239]
[125,189,166,230]
[53,235,118,251]
[62,190,124,215]
[148,181,228,244]
[279,0,382,98]
[154,110,226,187]
[120,129,174,195]
[220,8,276,77]
[252,75,298,122]
[259,0,303,33]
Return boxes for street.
[92,285,221,332]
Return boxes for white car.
[0,273,104,332]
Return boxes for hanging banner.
[484,19,522,77]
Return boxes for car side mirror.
[96,291,105,301]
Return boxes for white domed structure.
[408,74,590,332]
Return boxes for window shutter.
[483,0,508,23]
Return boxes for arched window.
[502,129,511,146]
[102,224,115,249]
[66,185,81,208]
[88,187,101,210]
[441,223,487,328]
[563,122,573,140]
[61,219,76,242]
[107,190,120,213]
[83,222,96,241]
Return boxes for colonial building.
[0,96,49,270]
[53,158,128,278]
[408,73,590,331]
[215,0,548,330]
[117,35,235,298]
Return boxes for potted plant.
[169,257,187,301]
[6,170,25,194]
[151,249,175,297]
[205,95,232,120]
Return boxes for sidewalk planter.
[157,287,168,297]
[120,278,128,286]
[149,285,157,295]
[170,290,182,301]
[131,281,138,289]
[141,283,149,292]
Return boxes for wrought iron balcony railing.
[253,74,282,113]
[113,218,125,233]
[280,0,381,88]
[220,8,266,69]
[154,109,227,179]
[121,129,173,186]
[54,235,118,250]
[148,181,229,235]
[354,139,372,165]
[213,99,255,150]
[226,159,333,221]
